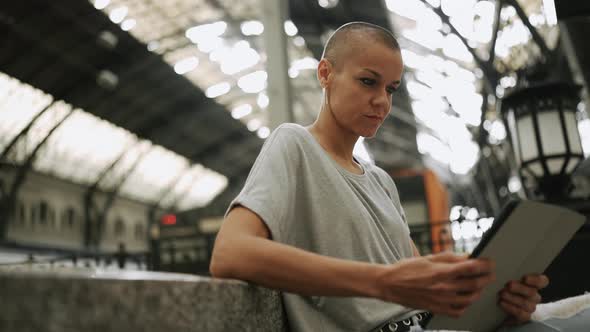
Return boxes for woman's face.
[319,43,403,138]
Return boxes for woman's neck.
[307,108,360,169]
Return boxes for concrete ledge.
[0,268,288,332]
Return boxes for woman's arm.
[210,206,495,317]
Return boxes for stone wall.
[0,268,287,332]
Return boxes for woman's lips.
[365,115,384,121]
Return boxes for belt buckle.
[387,322,398,331]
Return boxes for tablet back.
[426,200,586,332]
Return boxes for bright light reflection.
[94,0,110,10]
[293,36,306,47]
[174,56,199,75]
[257,92,269,109]
[578,118,590,157]
[147,41,159,52]
[212,41,260,75]
[402,27,444,50]
[247,118,262,131]
[186,21,227,43]
[508,175,522,193]
[441,0,475,18]
[121,18,136,31]
[109,6,128,24]
[543,0,558,25]
[238,71,267,94]
[205,82,231,98]
[385,0,426,21]
[318,0,339,8]
[450,206,462,220]
[284,20,298,37]
[489,120,507,141]
[257,126,270,139]
[417,132,451,165]
[198,36,223,53]
[241,20,264,36]
[231,104,252,119]
[442,33,473,62]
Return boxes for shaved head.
[321,22,400,70]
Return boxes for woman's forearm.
[210,233,383,298]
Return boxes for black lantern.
[500,82,584,201]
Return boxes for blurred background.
[1,0,589,300]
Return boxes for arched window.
[62,207,76,229]
[19,201,26,225]
[134,222,145,240]
[39,201,48,225]
[30,204,37,227]
[114,218,125,237]
[49,206,56,227]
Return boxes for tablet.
[425,200,586,332]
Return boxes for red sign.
[161,214,177,225]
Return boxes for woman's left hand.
[498,274,550,325]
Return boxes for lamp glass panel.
[507,109,521,165]
[517,115,538,162]
[528,161,544,177]
[538,111,566,155]
[547,158,564,174]
[566,156,581,173]
[564,111,583,154]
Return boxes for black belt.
[370,311,432,332]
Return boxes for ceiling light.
[121,18,136,31]
[205,82,231,98]
[231,104,253,119]
[257,126,270,139]
[94,0,110,10]
[257,92,269,109]
[238,71,267,94]
[241,20,264,36]
[109,6,128,24]
[174,56,199,75]
[284,20,298,37]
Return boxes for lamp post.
[500,81,590,302]
[500,82,584,202]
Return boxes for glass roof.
[385,0,561,174]
[93,0,323,139]
[0,72,227,210]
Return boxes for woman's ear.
[317,58,332,89]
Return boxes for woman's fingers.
[523,274,549,290]
[499,290,538,313]
[505,280,539,300]
[499,300,532,324]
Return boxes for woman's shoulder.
[267,123,311,146]
[273,123,309,137]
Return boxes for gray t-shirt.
[227,123,418,332]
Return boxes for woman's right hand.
[375,252,495,317]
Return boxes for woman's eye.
[360,78,376,86]
[386,86,398,94]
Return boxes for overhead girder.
[83,141,142,247]
[0,108,75,239]
[93,147,151,246]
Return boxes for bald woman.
[210,22,549,332]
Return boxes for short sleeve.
[225,126,300,242]
[371,165,410,231]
